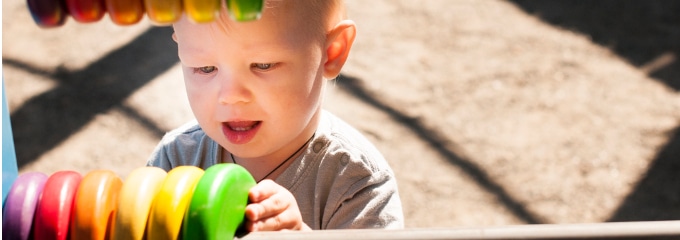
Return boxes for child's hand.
[244,179,312,231]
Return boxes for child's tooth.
[233,126,251,131]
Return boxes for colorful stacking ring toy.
[2,164,255,240]
[104,0,145,25]
[184,0,221,23]
[33,171,82,240]
[146,166,205,239]
[26,0,68,27]
[226,0,263,22]
[112,167,167,240]
[3,172,48,240]
[70,170,123,240]
[143,0,183,24]
[27,0,264,27]
[184,163,256,239]
[65,0,106,23]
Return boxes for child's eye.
[194,66,216,74]
[250,63,277,71]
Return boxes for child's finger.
[248,179,280,202]
[249,209,300,231]
[245,192,288,220]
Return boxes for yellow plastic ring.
[144,0,183,25]
[184,0,221,23]
[146,166,204,239]
[111,167,167,240]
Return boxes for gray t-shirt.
[146,110,404,229]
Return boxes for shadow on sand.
[510,0,680,222]
[336,74,547,224]
[5,26,176,169]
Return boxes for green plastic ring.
[226,0,264,22]
[183,163,256,240]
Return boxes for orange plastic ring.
[105,0,145,25]
[70,170,123,240]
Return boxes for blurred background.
[3,0,680,228]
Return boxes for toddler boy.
[147,0,404,231]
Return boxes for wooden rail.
[240,220,680,239]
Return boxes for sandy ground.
[3,0,680,228]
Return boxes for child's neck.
[227,132,316,182]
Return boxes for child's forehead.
[174,18,312,57]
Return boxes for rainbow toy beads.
[2,164,256,240]
[27,0,264,27]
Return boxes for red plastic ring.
[33,171,82,240]
[65,0,106,23]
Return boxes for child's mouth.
[222,121,261,144]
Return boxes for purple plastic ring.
[2,172,48,240]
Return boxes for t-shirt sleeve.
[326,168,404,229]
[146,137,174,171]
[144,120,216,171]
[296,111,405,229]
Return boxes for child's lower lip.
[222,121,261,144]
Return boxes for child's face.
[173,3,333,159]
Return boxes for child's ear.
[172,32,178,42]
[323,20,356,79]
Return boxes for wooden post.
[240,220,680,240]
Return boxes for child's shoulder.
[316,110,389,172]
[318,110,373,148]
[159,119,208,145]
[147,120,220,170]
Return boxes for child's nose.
[217,72,251,105]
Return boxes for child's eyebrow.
[229,37,303,58]
[247,44,297,56]
[177,46,215,63]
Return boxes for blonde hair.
[264,0,345,42]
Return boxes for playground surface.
[4,0,680,228]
